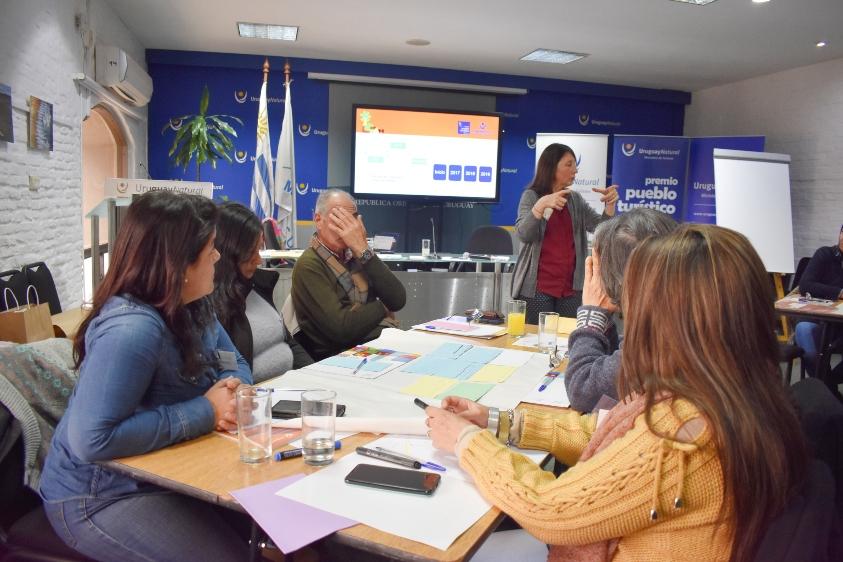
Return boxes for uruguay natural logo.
[167,118,183,131]
[578,114,590,126]
[526,137,536,149]
[116,181,128,194]
[234,90,248,104]
[621,143,637,157]
[296,182,309,195]
[234,150,248,164]
[298,124,312,137]
[576,154,582,167]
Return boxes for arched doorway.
[81,105,127,300]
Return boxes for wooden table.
[108,327,549,561]
[775,292,843,384]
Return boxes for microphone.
[429,217,439,258]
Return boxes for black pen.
[414,397,429,410]
[356,446,421,469]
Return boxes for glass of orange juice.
[506,299,527,336]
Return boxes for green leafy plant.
[162,85,243,180]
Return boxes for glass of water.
[538,312,559,352]
[301,389,337,466]
[236,386,272,463]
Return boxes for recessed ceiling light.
[669,0,719,5]
[237,22,298,41]
[520,49,588,65]
[406,39,431,47]
[816,41,827,47]
[752,0,771,4]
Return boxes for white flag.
[249,79,274,220]
[274,80,297,249]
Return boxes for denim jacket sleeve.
[66,309,217,463]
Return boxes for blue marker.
[352,356,369,374]
[538,370,561,392]
[275,440,342,461]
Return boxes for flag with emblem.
[249,70,274,220]
[274,79,297,249]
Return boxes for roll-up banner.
[535,133,608,215]
[611,135,689,221]
[684,136,765,223]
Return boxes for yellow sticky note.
[400,376,456,398]
[557,317,578,336]
[470,364,517,383]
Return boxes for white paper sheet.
[276,448,492,551]
[520,377,570,408]
[272,416,429,435]
[488,349,535,368]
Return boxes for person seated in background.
[795,224,843,380]
[211,202,313,382]
[425,224,807,562]
[565,208,678,412]
[290,189,407,360]
[39,191,252,561]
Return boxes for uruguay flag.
[274,80,297,249]
[249,78,274,220]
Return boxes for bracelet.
[486,407,500,436]
[506,409,516,447]
[496,409,511,446]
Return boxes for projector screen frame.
[350,104,503,203]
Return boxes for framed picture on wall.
[0,84,12,143]
[28,95,53,151]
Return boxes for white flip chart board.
[713,149,794,273]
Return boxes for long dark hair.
[210,202,262,331]
[619,224,806,562]
[73,190,219,378]
[527,143,575,197]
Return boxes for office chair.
[0,270,27,312]
[452,226,513,272]
[21,262,61,315]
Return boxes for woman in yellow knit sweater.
[426,224,806,562]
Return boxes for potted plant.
[162,85,242,181]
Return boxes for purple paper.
[231,474,357,553]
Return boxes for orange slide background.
[355,108,499,140]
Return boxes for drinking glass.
[236,386,272,463]
[538,312,559,352]
[506,299,527,336]
[421,239,431,257]
[301,389,337,466]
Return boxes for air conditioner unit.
[95,44,153,107]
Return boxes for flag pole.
[263,57,270,83]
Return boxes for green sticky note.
[435,381,495,402]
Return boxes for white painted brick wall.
[0,0,146,309]
[685,57,843,266]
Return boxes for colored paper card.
[231,475,357,554]
[454,362,485,380]
[435,382,494,402]
[400,375,456,398]
[469,364,517,383]
[459,347,502,364]
[402,357,474,378]
[428,342,472,359]
[319,356,364,369]
[359,361,390,372]
[488,349,534,368]
[426,320,473,332]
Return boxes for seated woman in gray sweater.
[565,208,677,412]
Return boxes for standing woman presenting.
[512,143,618,322]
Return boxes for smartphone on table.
[345,463,441,495]
[271,400,346,420]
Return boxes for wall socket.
[28,175,39,191]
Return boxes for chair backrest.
[0,269,28,312]
[22,262,61,315]
[791,377,843,515]
[263,220,282,250]
[753,459,841,562]
[466,226,513,255]
[791,256,812,293]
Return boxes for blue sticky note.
[429,343,472,359]
[460,347,502,364]
[402,357,473,379]
[359,361,389,372]
[319,356,364,369]
[454,362,484,380]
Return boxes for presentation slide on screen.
[353,108,500,200]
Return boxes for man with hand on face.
[290,189,407,360]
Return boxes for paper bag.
[0,286,54,343]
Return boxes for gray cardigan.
[511,189,609,299]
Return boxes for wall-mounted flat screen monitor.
[351,105,502,202]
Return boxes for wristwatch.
[358,246,374,265]
[486,407,500,437]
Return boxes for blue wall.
[147,50,688,234]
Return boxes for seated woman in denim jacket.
[39,191,253,562]
[211,202,313,383]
